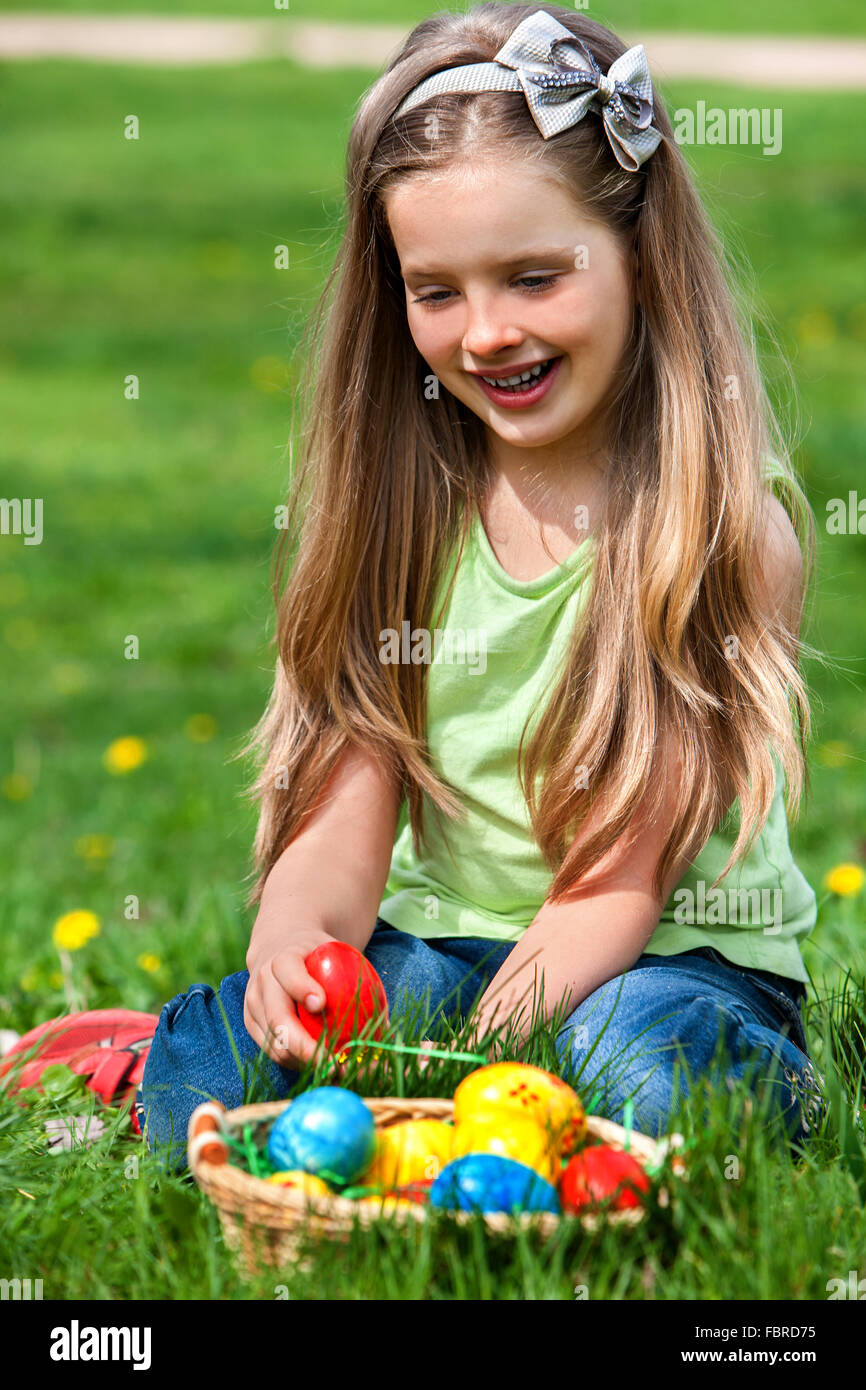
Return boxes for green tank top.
[377,471,815,985]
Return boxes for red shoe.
[0,1009,158,1135]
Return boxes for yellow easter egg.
[362,1119,454,1188]
[356,1194,421,1214]
[452,1113,560,1185]
[265,1170,332,1199]
[453,1063,586,1154]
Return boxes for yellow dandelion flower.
[137,953,162,974]
[2,772,32,801]
[74,833,115,861]
[184,713,217,743]
[20,968,40,991]
[823,863,865,898]
[52,909,101,951]
[103,736,148,774]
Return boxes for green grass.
[0,56,865,1298]
[1,0,865,37]
[2,985,865,1300]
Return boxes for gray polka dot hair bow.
[392,8,662,172]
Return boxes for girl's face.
[385,159,635,462]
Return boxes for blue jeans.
[138,920,821,1169]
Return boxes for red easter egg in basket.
[389,1180,432,1205]
[560,1144,650,1213]
[296,942,388,1050]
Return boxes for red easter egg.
[387,1180,432,1205]
[560,1145,650,1213]
[296,942,388,1050]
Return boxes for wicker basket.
[189,1096,673,1275]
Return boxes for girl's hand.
[244,919,334,1071]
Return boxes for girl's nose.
[461,295,525,361]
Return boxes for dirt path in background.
[0,14,865,86]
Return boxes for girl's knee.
[139,970,284,1169]
[557,983,822,1143]
[554,979,680,1134]
[555,971,669,1076]
[147,973,248,1079]
[555,986,753,1136]
[554,1018,675,1137]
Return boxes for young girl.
[139,3,824,1165]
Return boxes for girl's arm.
[244,743,401,1067]
[472,729,702,1046]
[472,495,805,1047]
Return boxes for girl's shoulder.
[755,479,804,636]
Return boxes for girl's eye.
[411,274,558,307]
[411,290,451,306]
[516,274,558,293]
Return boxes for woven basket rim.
[189,1094,663,1233]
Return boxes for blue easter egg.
[266,1087,376,1184]
[430,1153,561,1215]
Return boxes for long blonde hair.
[236,2,818,910]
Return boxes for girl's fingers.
[269,951,326,1015]
[244,978,291,1061]
[254,969,319,1068]
[242,979,266,1052]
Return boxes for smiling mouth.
[477,357,561,392]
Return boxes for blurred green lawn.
[0,55,865,1035]
[1,0,865,36]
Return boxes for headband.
[392,9,662,173]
